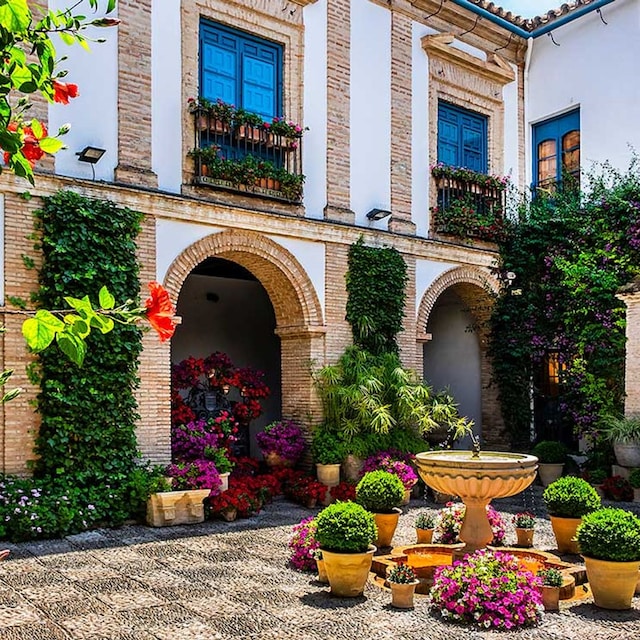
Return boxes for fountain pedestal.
[415,450,538,555]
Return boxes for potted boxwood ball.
[532,440,567,487]
[356,470,405,548]
[315,501,377,597]
[543,476,601,554]
[311,426,345,495]
[577,507,640,609]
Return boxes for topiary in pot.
[356,470,405,548]
[532,441,568,464]
[577,507,640,609]
[356,470,405,514]
[543,476,601,518]
[543,476,601,554]
[315,501,378,597]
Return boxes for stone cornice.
[421,33,515,85]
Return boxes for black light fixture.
[76,146,106,180]
[366,208,392,221]
[76,146,106,163]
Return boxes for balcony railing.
[431,166,508,243]
[191,109,304,203]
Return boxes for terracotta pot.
[305,497,318,509]
[374,509,401,548]
[389,580,419,609]
[400,488,412,506]
[236,124,263,143]
[538,463,564,487]
[316,463,341,487]
[541,584,560,611]
[316,557,329,584]
[342,455,364,482]
[321,545,376,597]
[219,472,230,493]
[416,527,434,544]
[220,507,237,522]
[515,527,535,547]
[550,515,581,554]
[583,555,640,609]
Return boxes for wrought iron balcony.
[190,109,304,203]
[431,166,508,243]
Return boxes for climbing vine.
[31,190,144,524]
[489,163,640,446]
[345,237,408,355]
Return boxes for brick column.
[324,0,353,223]
[324,243,352,361]
[114,0,157,188]
[388,10,415,236]
[398,254,417,370]
[618,289,640,416]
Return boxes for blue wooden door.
[437,102,487,172]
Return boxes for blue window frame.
[437,101,488,173]
[532,109,580,191]
[199,20,283,120]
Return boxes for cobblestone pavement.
[1,486,639,640]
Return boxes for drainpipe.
[523,36,533,190]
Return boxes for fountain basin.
[415,450,538,553]
[414,450,539,502]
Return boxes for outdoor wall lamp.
[366,208,392,221]
[76,146,106,163]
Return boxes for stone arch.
[162,229,326,443]
[417,265,506,448]
[164,229,324,331]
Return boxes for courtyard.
[1,489,639,640]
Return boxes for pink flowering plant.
[165,460,222,494]
[428,549,543,630]
[256,419,306,464]
[266,116,306,138]
[436,502,506,545]
[361,451,418,490]
[288,516,319,571]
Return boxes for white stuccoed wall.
[48,0,118,182]
[151,1,183,192]
[302,0,328,219]
[527,0,640,183]
[350,0,391,228]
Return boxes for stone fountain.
[415,444,538,555]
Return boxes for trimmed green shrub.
[311,427,345,465]
[577,507,640,561]
[531,441,567,464]
[315,501,377,553]
[628,468,640,489]
[356,470,405,513]
[586,468,608,485]
[543,476,601,518]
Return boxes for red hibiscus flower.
[2,121,47,168]
[144,281,176,342]
[52,80,80,105]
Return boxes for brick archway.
[163,229,326,438]
[417,266,507,448]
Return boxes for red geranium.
[144,281,176,341]
[330,480,357,502]
[52,80,79,104]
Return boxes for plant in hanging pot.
[415,512,437,544]
[256,419,306,468]
[315,501,377,597]
[387,562,419,609]
[537,567,563,611]
[513,512,536,548]
[531,441,567,487]
[356,470,405,548]
[543,476,601,554]
[601,414,640,468]
[577,507,640,609]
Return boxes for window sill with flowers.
[430,163,509,243]
[188,98,306,204]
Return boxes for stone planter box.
[146,489,211,527]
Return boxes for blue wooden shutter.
[532,109,580,187]
[437,102,487,172]
[200,21,282,119]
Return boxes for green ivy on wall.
[489,164,640,446]
[346,237,408,355]
[31,190,144,524]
